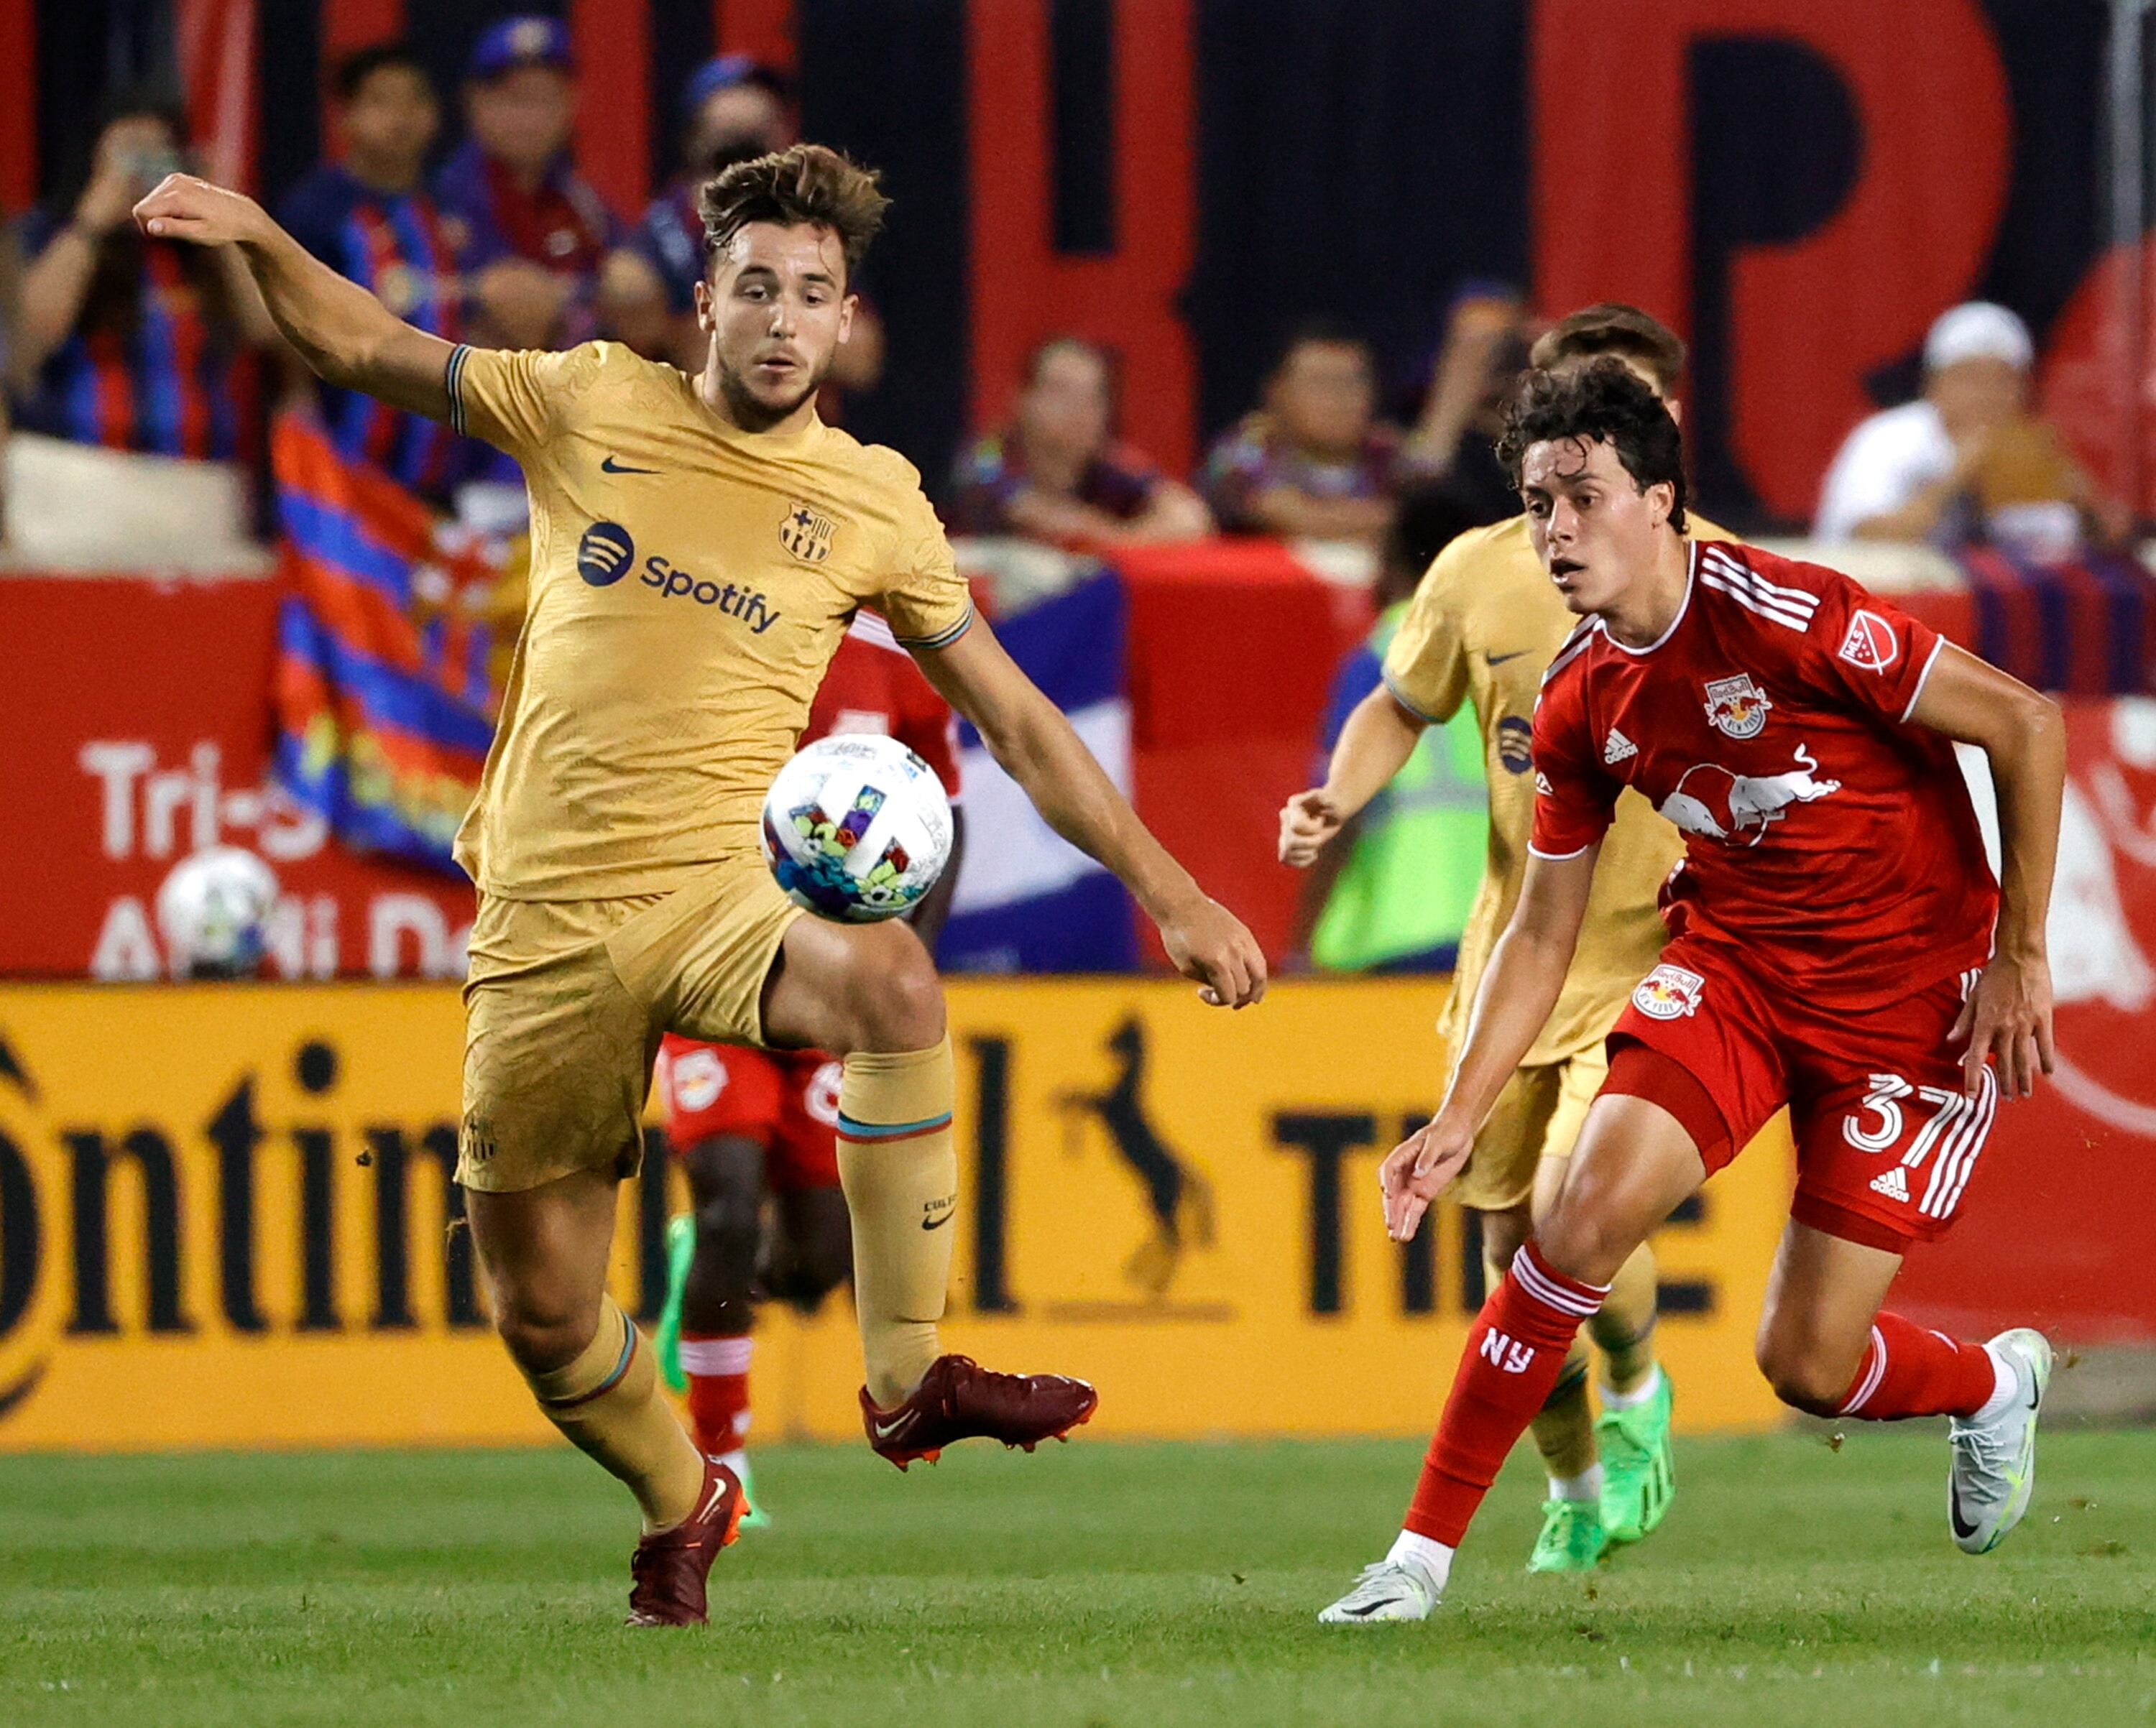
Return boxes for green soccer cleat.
[1527,1497,1609,1572]
[1597,1370,1675,1546]
[655,1214,696,1395]
[734,1455,771,1531]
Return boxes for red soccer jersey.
[805,610,963,798]
[1529,538,1998,1009]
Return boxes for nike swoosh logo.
[1485,650,1531,666]
[1949,1480,1981,1541]
[872,1413,915,1441]
[601,456,660,474]
[921,1210,954,1231]
[694,1475,729,1525]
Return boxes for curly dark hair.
[1496,358,1689,534]
[697,143,890,280]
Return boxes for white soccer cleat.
[1948,1328,2053,1556]
[1317,1561,1441,1624]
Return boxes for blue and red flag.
[271,410,501,872]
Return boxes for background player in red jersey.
[1322,359,2066,1625]
[653,609,967,1517]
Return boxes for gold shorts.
[457,861,803,1193]
[1450,1043,1610,1213]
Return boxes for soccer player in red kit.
[1321,359,2065,1623]
[652,608,968,1512]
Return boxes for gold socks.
[521,1296,705,1532]
[837,1038,959,1408]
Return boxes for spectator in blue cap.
[435,14,623,354]
[604,55,883,402]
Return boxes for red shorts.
[1606,943,1998,1252]
[653,1035,843,1191]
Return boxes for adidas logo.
[1870,1165,1910,1202]
[1603,729,1637,765]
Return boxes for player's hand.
[1279,788,1345,868]
[1949,948,2055,1100]
[1380,1115,1474,1242]
[1158,892,1268,1009]
[133,174,268,248]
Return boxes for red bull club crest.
[1703,673,1773,739]
[1632,962,1706,1020]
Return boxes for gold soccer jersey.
[1381,514,1733,1065]
[446,341,974,900]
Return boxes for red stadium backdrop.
[0,578,474,981]
[1895,701,2156,1346]
[2,574,2154,1342]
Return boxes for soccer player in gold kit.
[137,147,1265,1627]
[1281,306,1726,1572]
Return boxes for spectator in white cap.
[1815,300,2123,555]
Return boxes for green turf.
[3,1430,2152,1728]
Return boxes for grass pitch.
[2,1429,2151,1728]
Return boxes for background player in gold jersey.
[1281,305,1728,1572]
[137,147,1265,1627]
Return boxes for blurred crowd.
[0,17,2145,980]
[0,14,2132,565]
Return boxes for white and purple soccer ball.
[760,734,953,923]
[155,846,280,977]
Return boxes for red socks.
[1837,1313,1998,1420]
[679,1333,753,1458]
[1405,1244,1611,1547]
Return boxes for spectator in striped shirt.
[14,94,275,461]
[280,43,469,499]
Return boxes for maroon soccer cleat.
[860,1353,1099,1469]
[624,1456,748,1627]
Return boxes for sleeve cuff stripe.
[1381,670,1444,724]
[445,343,472,435]
[895,605,975,651]
[1899,635,1945,724]
[1528,842,1593,861]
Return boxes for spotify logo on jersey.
[577,521,636,587]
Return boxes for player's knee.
[491,1290,600,1375]
[1529,1208,1629,1289]
[1755,1336,1851,1416]
[849,951,945,1052]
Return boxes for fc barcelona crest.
[780,503,837,564]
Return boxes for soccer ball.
[761,734,954,923]
[156,846,280,978]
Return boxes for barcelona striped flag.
[272,410,501,872]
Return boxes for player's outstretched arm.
[1907,642,2065,1099]
[1279,684,1427,866]
[134,174,453,420]
[1379,848,1594,1242]
[913,621,1266,1009]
